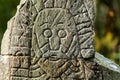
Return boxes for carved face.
[33,9,79,59]
[32,9,80,77]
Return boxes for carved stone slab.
[0,0,103,80]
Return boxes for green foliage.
[95,0,120,65]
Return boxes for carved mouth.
[42,50,69,60]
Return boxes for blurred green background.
[0,0,120,65]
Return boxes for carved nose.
[50,36,60,50]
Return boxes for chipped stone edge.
[95,52,120,80]
[95,52,120,72]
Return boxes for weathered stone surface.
[1,53,120,80]
[0,0,120,80]
[0,55,30,80]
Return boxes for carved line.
[30,75,49,80]
[43,0,47,3]
[83,1,94,27]
[66,36,77,57]
[11,76,28,78]
[11,46,30,49]
[30,0,39,22]
[31,57,40,65]
[30,65,40,70]
[31,0,39,13]
[51,10,62,28]
[34,32,41,50]
[73,10,88,17]
[76,20,91,25]
[79,33,93,45]
[39,8,66,13]
[76,22,92,32]
[78,29,92,35]
[33,32,44,56]
[39,22,49,27]
[65,0,69,9]
[12,67,29,69]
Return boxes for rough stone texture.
[0,0,120,80]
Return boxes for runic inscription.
[0,0,102,80]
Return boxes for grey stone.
[0,0,120,80]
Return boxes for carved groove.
[0,0,103,80]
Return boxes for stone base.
[0,53,120,80]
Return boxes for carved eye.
[44,29,52,38]
[58,30,66,38]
